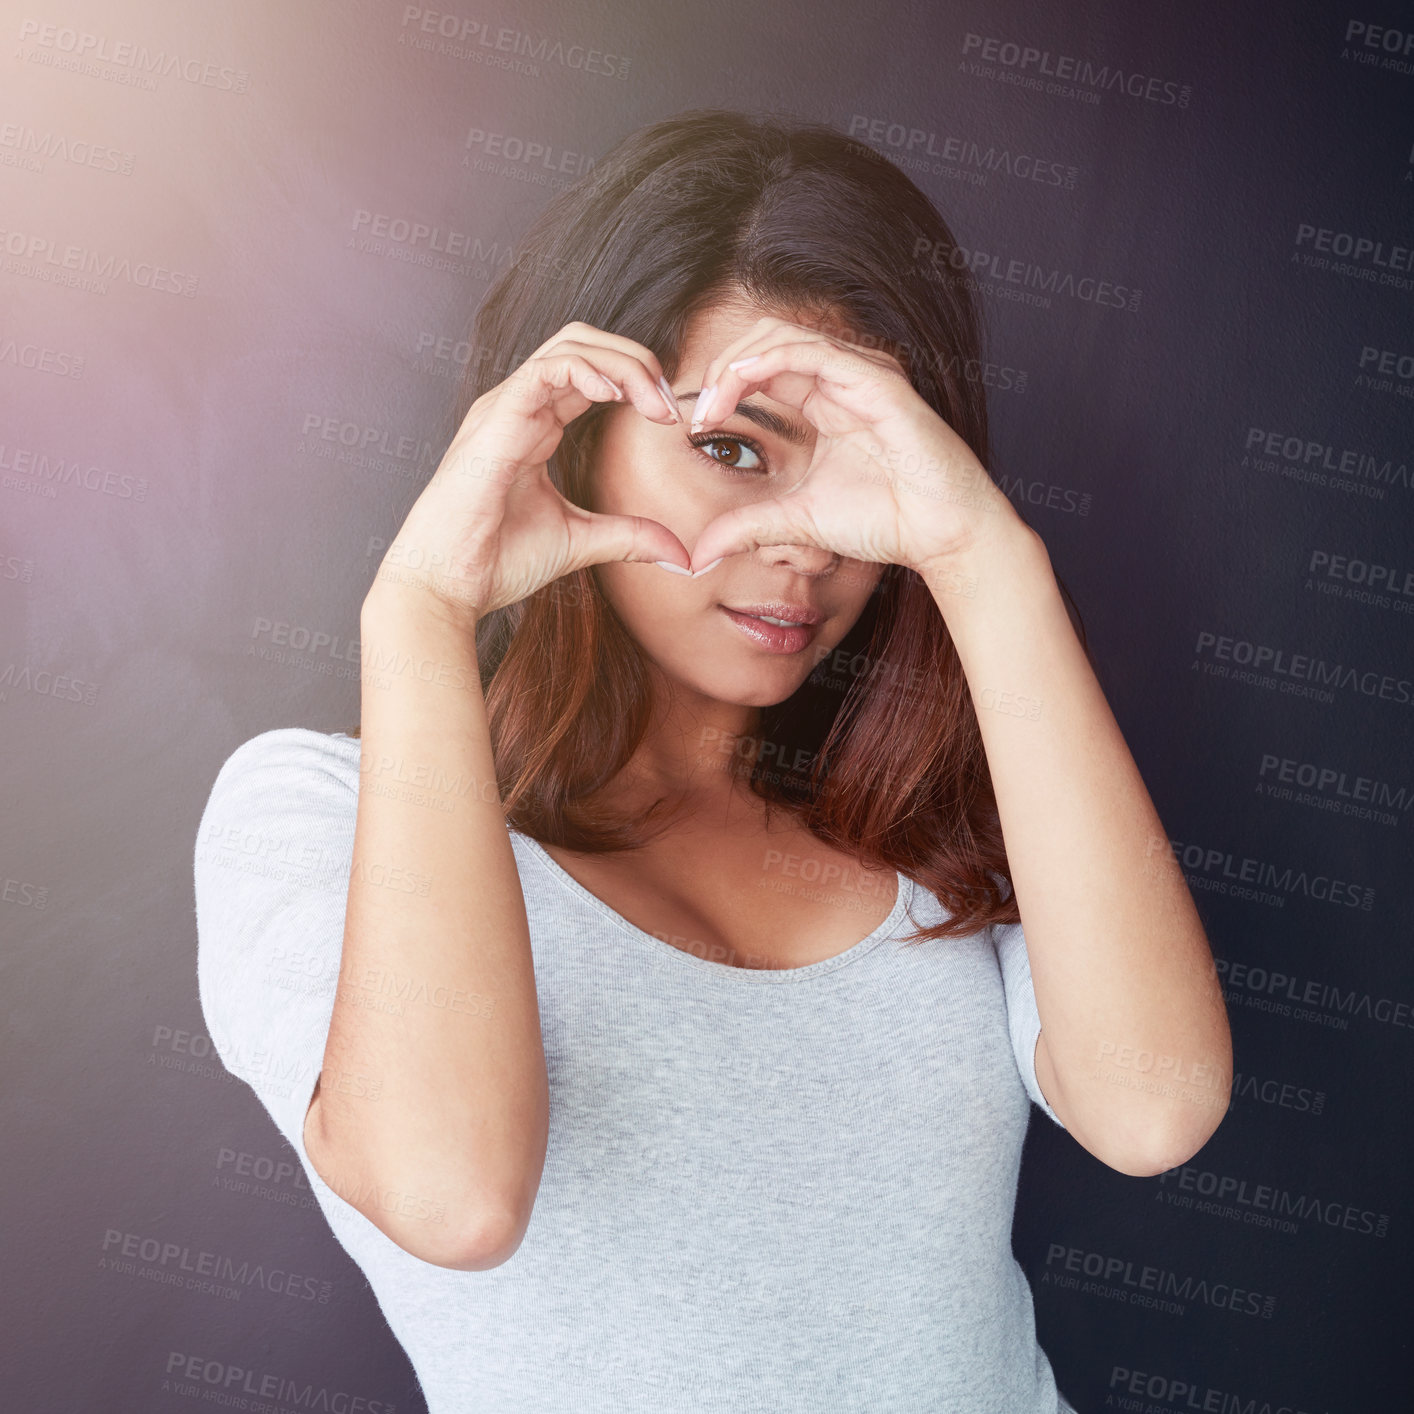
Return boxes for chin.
[635,619,823,708]
[670,659,810,709]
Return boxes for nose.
[754,541,840,575]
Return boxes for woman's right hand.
[367,321,690,623]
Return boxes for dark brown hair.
[352,108,1091,943]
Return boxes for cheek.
[594,562,712,651]
[591,428,718,540]
[822,568,887,639]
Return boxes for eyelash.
[685,430,769,476]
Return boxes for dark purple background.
[2,1,1410,1409]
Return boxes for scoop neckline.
[512,830,915,985]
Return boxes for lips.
[720,603,823,625]
[718,602,822,654]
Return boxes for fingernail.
[654,559,692,575]
[690,556,724,577]
[689,383,717,433]
[727,355,759,370]
[656,374,680,422]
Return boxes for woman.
[195,108,1231,1413]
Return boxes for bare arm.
[299,322,688,1268]
[302,582,548,1270]
[923,515,1232,1176]
[666,313,1231,1176]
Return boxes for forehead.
[675,295,852,369]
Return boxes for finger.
[501,350,626,408]
[683,315,797,427]
[559,504,693,575]
[535,322,680,421]
[686,494,831,573]
[531,319,668,377]
[692,334,904,435]
[799,320,911,378]
[455,353,630,483]
[697,315,904,401]
[689,330,853,431]
[537,338,680,424]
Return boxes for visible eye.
[686,431,767,475]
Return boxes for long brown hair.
[351,108,1091,943]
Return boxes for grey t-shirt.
[194,727,1076,1414]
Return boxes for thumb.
[567,509,693,575]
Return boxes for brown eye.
[686,432,766,474]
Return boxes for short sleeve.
[990,920,1065,1129]
[194,727,361,1156]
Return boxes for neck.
[599,678,768,824]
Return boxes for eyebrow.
[675,390,813,447]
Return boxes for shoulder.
[193,731,364,1148]
[193,731,361,1094]
[194,729,360,907]
[193,728,361,973]
[202,726,361,816]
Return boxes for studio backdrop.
[2,1,1411,1410]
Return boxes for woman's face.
[588,297,887,711]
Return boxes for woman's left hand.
[683,315,1024,576]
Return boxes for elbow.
[1102,1100,1231,1178]
[400,1199,531,1271]
[337,1180,532,1271]
[303,1102,534,1271]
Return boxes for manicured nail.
[654,559,692,575]
[656,374,680,422]
[689,383,717,433]
[691,556,724,576]
[727,355,759,370]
